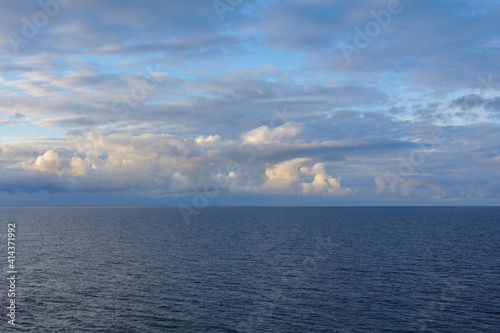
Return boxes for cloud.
[0,129,356,197]
[243,0,500,89]
[450,94,486,110]
[299,163,348,195]
[242,123,302,145]
[1,111,499,202]
[263,158,349,195]
[33,150,66,173]
[1,0,500,204]
[264,158,310,194]
[195,135,221,144]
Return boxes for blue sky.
[0,0,499,206]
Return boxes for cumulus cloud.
[0,129,356,198]
[195,135,221,144]
[299,163,348,195]
[242,123,302,145]
[33,150,66,173]
[263,158,349,195]
[264,158,310,194]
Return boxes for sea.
[1,206,499,332]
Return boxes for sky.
[0,0,499,206]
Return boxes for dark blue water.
[1,207,499,332]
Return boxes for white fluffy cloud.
[0,128,355,198]
[264,158,349,195]
[264,158,309,193]
[242,123,302,145]
[299,163,347,195]
[33,150,66,173]
[195,135,221,144]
